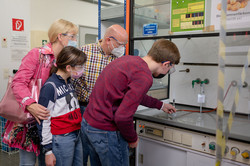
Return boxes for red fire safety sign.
[12,18,24,31]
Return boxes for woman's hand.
[26,103,50,124]
[45,153,56,166]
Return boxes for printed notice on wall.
[171,0,205,32]
[11,32,29,61]
[211,0,250,30]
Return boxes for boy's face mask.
[152,73,167,79]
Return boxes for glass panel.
[101,0,124,8]
[134,40,169,99]
[133,0,250,37]
[134,2,171,37]
[134,0,169,7]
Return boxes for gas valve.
[230,147,240,156]
[241,150,250,159]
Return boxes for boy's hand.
[129,138,139,148]
[161,103,176,114]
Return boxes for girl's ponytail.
[50,60,58,76]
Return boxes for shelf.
[101,4,124,21]
[134,14,170,29]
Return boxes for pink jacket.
[12,43,55,109]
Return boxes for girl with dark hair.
[37,46,87,166]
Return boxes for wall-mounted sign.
[171,0,205,32]
[143,23,158,36]
[42,40,47,46]
[12,18,24,31]
[211,0,250,30]
[11,32,29,61]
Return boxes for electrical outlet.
[1,37,7,48]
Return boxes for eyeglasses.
[168,66,176,74]
[109,36,127,46]
[162,61,175,74]
[72,65,84,71]
[62,33,78,40]
[161,61,172,66]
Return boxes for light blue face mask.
[67,40,78,48]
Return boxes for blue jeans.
[52,130,83,166]
[81,118,129,166]
[19,149,45,166]
[80,105,93,166]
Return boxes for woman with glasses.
[2,19,78,166]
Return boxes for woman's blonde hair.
[48,19,78,43]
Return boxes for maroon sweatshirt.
[83,56,163,143]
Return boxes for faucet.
[201,79,209,85]
[192,78,201,88]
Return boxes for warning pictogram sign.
[12,18,24,31]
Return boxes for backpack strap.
[44,82,57,101]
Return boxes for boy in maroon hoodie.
[82,39,181,166]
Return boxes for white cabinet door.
[137,137,187,166]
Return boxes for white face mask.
[110,41,125,58]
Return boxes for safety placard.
[12,18,24,31]
[171,0,205,32]
[143,23,158,36]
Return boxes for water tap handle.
[201,79,209,85]
[192,78,201,88]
